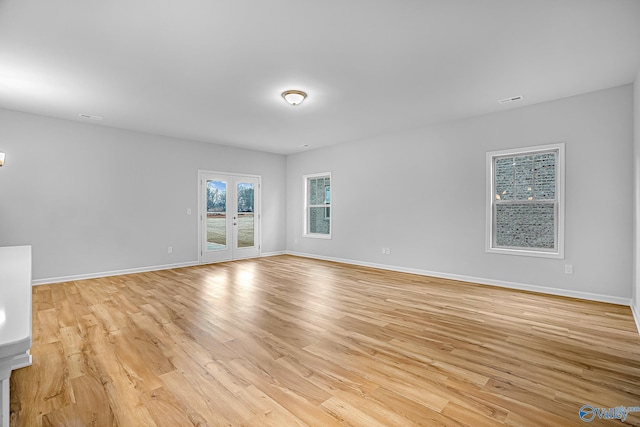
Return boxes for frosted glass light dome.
[282,90,307,106]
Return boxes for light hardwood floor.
[10,255,640,426]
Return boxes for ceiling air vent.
[79,113,103,120]
[498,95,524,105]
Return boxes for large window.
[304,172,331,238]
[486,143,564,258]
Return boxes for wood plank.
[10,255,640,426]
[41,374,116,427]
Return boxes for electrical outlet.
[186,208,192,215]
[564,264,573,274]
[168,246,173,254]
[385,248,391,255]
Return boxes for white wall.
[0,109,287,281]
[287,85,634,302]
[1,85,635,304]
[633,70,640,325]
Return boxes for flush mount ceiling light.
[281,90,307,106]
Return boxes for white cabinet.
[0,246,33,427]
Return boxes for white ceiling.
[1,0,639,155]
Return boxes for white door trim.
[197,170,262,264]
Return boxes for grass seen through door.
[207,213,254,248]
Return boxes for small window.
[486,143,565,258]
[304,173,331,238]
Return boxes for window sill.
[486,246,563,259]
[303,233,332,240]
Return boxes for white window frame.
[486,143,565,259]
[303,172,332,239]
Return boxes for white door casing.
[199,171,261,263]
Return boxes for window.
[304,173,331,238]
[486,143,564,258]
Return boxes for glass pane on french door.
[200,171,260,264]
[206,179,227,250]
[237,182,255,248]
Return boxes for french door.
[199,171,261,263]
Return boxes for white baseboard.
[32,261,200,286]
[31,251,638,331]
[286,251,633,307]
[632,302,640,335]
[32,252,287,286]
[261,251,286,258]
